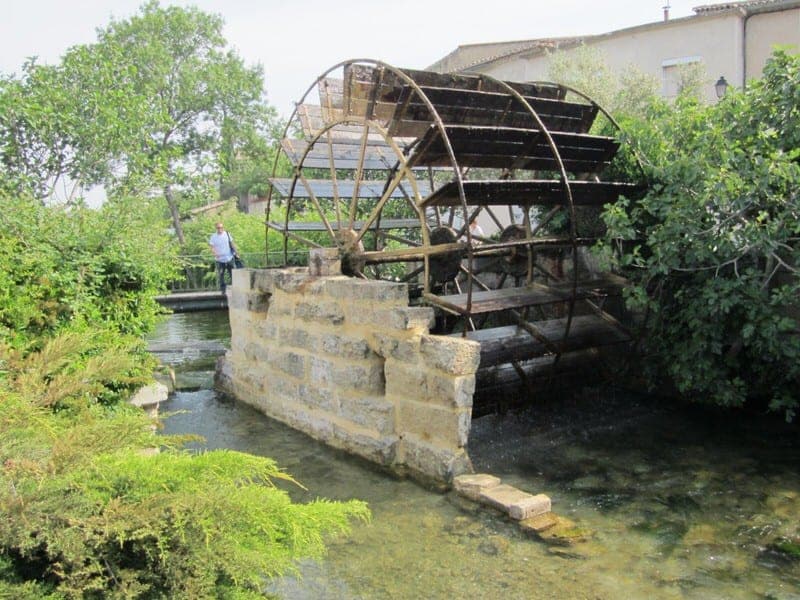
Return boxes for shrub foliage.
[604,50,800,418]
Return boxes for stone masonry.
[215,265,482,484]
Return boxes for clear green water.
[151,311,800,599]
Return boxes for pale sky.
[2,0,704,118]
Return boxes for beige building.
[429,0,800,103]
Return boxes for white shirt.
[209,231,234,263]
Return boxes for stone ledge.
[452,473,568,541]
[453,473,502,501]
[129,382,168,410]
[479,484,551,521]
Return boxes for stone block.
[256,320,279,341]
[425,373,475,409]
[508,494,551,521]
[242,341,270,363]
[345,306,379,327]
[330,421,399,466]
[271,349,307,379]
[282,404,335,443]
[519,512,559,534]
[129,382,168,413]
[453,473,502,501]
[339,394,395,435]
[266,295,295,318]
[332,361,386,395]
[309,248,341,276]
[397,400,470,448]
[400,433,473,483]
[252,269,277,293]
[325,278,409,303]
[394,307,435,331]
[321,333,371,360]
[420,335,481,375]
[246,291,270,313]
[368,332,420,363]
[229,290,270,313]
[295,300,345,325]
[233,367,266,396]
[309,356,334,387]
[374,307,435,331]
[228,309,252,337]
[384,360,426,399]
[214,354,234,393]
[231,268,255,290]
[533,515,591,545]
[298,383,337,413]
[227,291,248,311]
[281,327,318,352]
[271,270,316,294]
[479,485,551,520]
[269,376,300,403]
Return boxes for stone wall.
[215,267,481,484]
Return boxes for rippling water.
[150,311,800,599]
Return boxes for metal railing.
[168,252,308,292]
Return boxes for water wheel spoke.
[353,162,417,247]
[398,263,425,283]
[324,128,343,229]
[348,120,373,228]
[297,170,337,241]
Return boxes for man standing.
[209,222,236,292]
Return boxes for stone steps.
[453,473,593,545]
[453,473,550,519]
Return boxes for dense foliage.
[0,195,371,597]
[0,1,281,244]
[0,3,370,595]
[0,336,368,598]
[0,196,177,346]
[604,50,800,418]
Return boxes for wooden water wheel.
[266,59,647,407]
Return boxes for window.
[662,56,703,98]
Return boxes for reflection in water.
[150,311,800,599]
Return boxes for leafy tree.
[0,2,281,243]
[0,55,136,203]
[87,0,276,244]
[547,44,659,118]
[603,50,800,418]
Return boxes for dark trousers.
[216,260,233,292]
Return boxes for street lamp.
[714,75,729,98]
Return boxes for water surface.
[151,311,800,599]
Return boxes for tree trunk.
[164,184,185,245]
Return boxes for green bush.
[604,50,800,418]
[0,385,368,598]
[0,196,178,345]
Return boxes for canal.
[150,310,800,599]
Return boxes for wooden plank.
[421,180,646,208]
[348,65,566,102]
[295,105,391,141]
[386,83,587,137]
[412,152,615,173]
[427,275,628,315]
[457,314,630,366]
[470,236,599,254]
[360,240,466,264]
[267,218,422,232]
[408,125,619,172]
[269,177,431,199]
[281,138,402,170]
